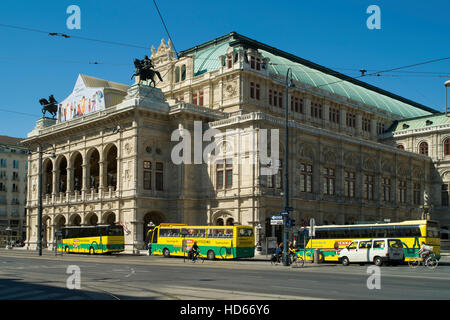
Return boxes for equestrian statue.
[131,55,163,87]
[39,94,58,118]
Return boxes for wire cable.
[152,0,178,56]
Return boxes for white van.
[338,238,404,266]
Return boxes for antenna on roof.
[446,80,450,117]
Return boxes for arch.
[226,217,234,226]
[102,212,116,225]
[87,148,100,190]
[70,151,83,192]
[54,214,66,231]
[85,212,99,226]
[104,144,118,190]
[212,211,234,226]
[68,213,81,226]
[55,155,68,193]
[42,158,53,195]
[174,66,180,83]
[397,144,405,150]
[42,215,52,247]
[444,138,450,156]
[418,141,429,155]
[143,211,165,242]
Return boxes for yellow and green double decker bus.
[57,224,125,254]
[148,223,255,260]
[294,220,440,262]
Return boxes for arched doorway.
[72,152,83,192]
[85,212,99,226]
[143,211,165,243]
[103,212,116,225]
[43,159,53,195]
[54,215,66,232]
[105,144,117,190]
[69,214,81,226]
[57,156,68,193]
[42,216,52,248]
[88,148,100,191]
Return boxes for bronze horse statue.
[39,94,58,118]
[131,56,163,87]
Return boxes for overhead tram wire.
[152,0,178,57]
[0,23,148,50]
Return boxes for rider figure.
[142,55,154,70]
[417,241,433,261]
[189,241,199,261]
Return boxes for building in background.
[0,136,28,245]
[23,32,448,253]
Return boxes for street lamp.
[283,68,295,266]
[24,141,55,256]
[255,223,263,254]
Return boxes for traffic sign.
[280,211,289,216]
[270,215,283,225]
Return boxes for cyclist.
[275,242,284,263]
[189,241,200,261]
[416,241,433,261]
[288,241,296,262]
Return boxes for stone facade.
[24,32,446,253]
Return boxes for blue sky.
[0,0,449,138]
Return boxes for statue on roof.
[131,56,163,87]
[39,94,58,119]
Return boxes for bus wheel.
[89,247,95,255]
[207,250,215,260]
[163,248,170,257]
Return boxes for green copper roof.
[393,113,450,132]
[181,32,437,119]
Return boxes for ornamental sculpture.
[39,94,58,118]
[131,55,163,87]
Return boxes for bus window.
[207,228,233,238]
[108,226,124,236]
[238,228,252,238]
[160,228,181,237]
[186,229,205,238]
[152,229,158,244]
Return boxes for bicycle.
[270,253,282,266]
[408,253,438,270]
[290,253,305,268]
[190,250,205,264]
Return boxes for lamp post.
[283,68,295,266]
[25,142,55,256]
[5,227,12,250]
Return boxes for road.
[0,249,449,300]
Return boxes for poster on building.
[57,75,105,123]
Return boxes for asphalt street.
[0,249,449,300]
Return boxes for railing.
[40,187,118,205]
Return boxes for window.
[377,122,385,134]
[12,184,19,192]
[270,90,282,108]
[181,65,186,81]
[250,82,260,100]
[414,183,421,205]
[388,239,403,249]
[0,159,6,168]
[13,160,19,169]
[174,66,180,83]
[323,167,335,195]
[238,228,253,237]
[398,180,407,203]
[329,108,340,123]
[192,90,203,106]
[344,171,355,198]
[445,138,450,156]
[311,103,322,119]
[348,242,357,249]
[207,228,233,238]
[346,113,356,128]
[143,161,151,190]
[217,159,232,189]
[12,172,19,181]
[250,56,261,70]
[0,182,5,191]
[269,89,273,106]
[227,54,233,69]
[419,142,428,155]
[382,177,391,202]
[364,175,374,200]
[397,145,405,150]
[373,240,385,249]
[155,162,163,191]
[300,163,313,193]
[362,117,371,132]
[442,184,449,206]
[359,241,372,249]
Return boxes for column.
[304,97,311,117]
[52,169,57,202]
[82,163,88,200]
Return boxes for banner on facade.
[57,75,105,123]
